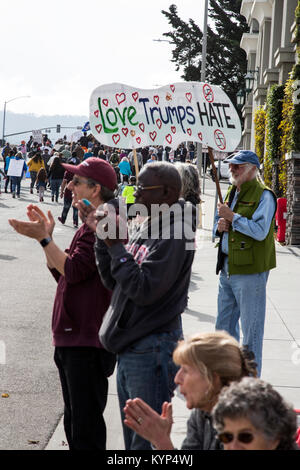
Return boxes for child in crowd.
[122,175,136,221]
[36,167,48,202]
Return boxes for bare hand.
[123,398,174,450]
[217,203,234,222]
[217,217,230,233]
[9,206,52,241]
[75,200,98,232]
[26,204,55,237]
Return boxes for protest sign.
[32,129,43,144]
[89,82,241,152]
[7,159,25,177]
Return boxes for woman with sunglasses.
[123,331,257,450]
[212,377,299,450]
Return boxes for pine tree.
[161,1,248,108]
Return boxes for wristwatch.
[40,237,52,247]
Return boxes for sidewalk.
[46,178,300,450]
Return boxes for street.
[0,173,74,449]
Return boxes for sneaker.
[12,192,16,198]
[74,224,78,229]
[58,217,65,225]
[30,188,33,194]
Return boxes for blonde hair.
[173,331,257,387]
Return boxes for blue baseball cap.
[224,150,260,169]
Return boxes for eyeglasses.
[72,176,97,187]
[218,431,254,445]
[136,184,164,192]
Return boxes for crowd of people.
[2,132,300,452]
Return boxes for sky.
[1,0,206,117]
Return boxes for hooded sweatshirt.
[95,199,196,353]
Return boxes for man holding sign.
[214,150,277,376]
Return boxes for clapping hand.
[123,398,174,450]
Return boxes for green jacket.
[224,178,276,275]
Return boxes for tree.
[161,1,248,108]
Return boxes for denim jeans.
[215,257,269,376]
[11,176,22,195]
[61,198,78,225]
[50,178,62,201]
[117,328,183,450]
[30,171,37,189]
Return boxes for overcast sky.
[1,0,205,117]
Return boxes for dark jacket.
[95,199,196,353]
[48,163,65,180]
[181,410,223,450]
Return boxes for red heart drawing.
[139,123,145,132]
[171,126,176,134]
[122,128,129,137]
[198,132,203,141]
[94,110,99,118]
[165,134,172,144]
[95,124,102,134]
[112,134,120,145]
[187,128,192,136]
[185,93,192,102]
[170,85,175,93]
[102,99,109,107]
[154,95,159,105]
[136,137,141,144]
[116,93,126,105]
[156,119,162,129]
[132,92,139,102]
[149,131,157,142]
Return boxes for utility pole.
[197,0,209,190]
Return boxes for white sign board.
[89,82,241,151]
[7,159,25,177]
[70,130,83,143]
[32,129,43,144]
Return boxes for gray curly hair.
[175,162,201,205]
[212,377,298,450]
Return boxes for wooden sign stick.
[207,146,223,204]
[133,148,139,177]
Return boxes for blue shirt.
[214,189,276,255]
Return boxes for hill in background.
[1,111,89,145]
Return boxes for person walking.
[48,156,65,202]
[58,157,79,228]
[118,156,131,182]
[214,150,277,376]
[36,167,48,202]
[8,157,118,450]
[27,152,45,194]
[10,152,27,198]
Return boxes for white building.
[239,0,298,149]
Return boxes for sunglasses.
[136,184,164,192]
[72,176,97,186]
[218,431,254,445]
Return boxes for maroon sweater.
[50,224,111,347]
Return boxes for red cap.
[62,157,117,191]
